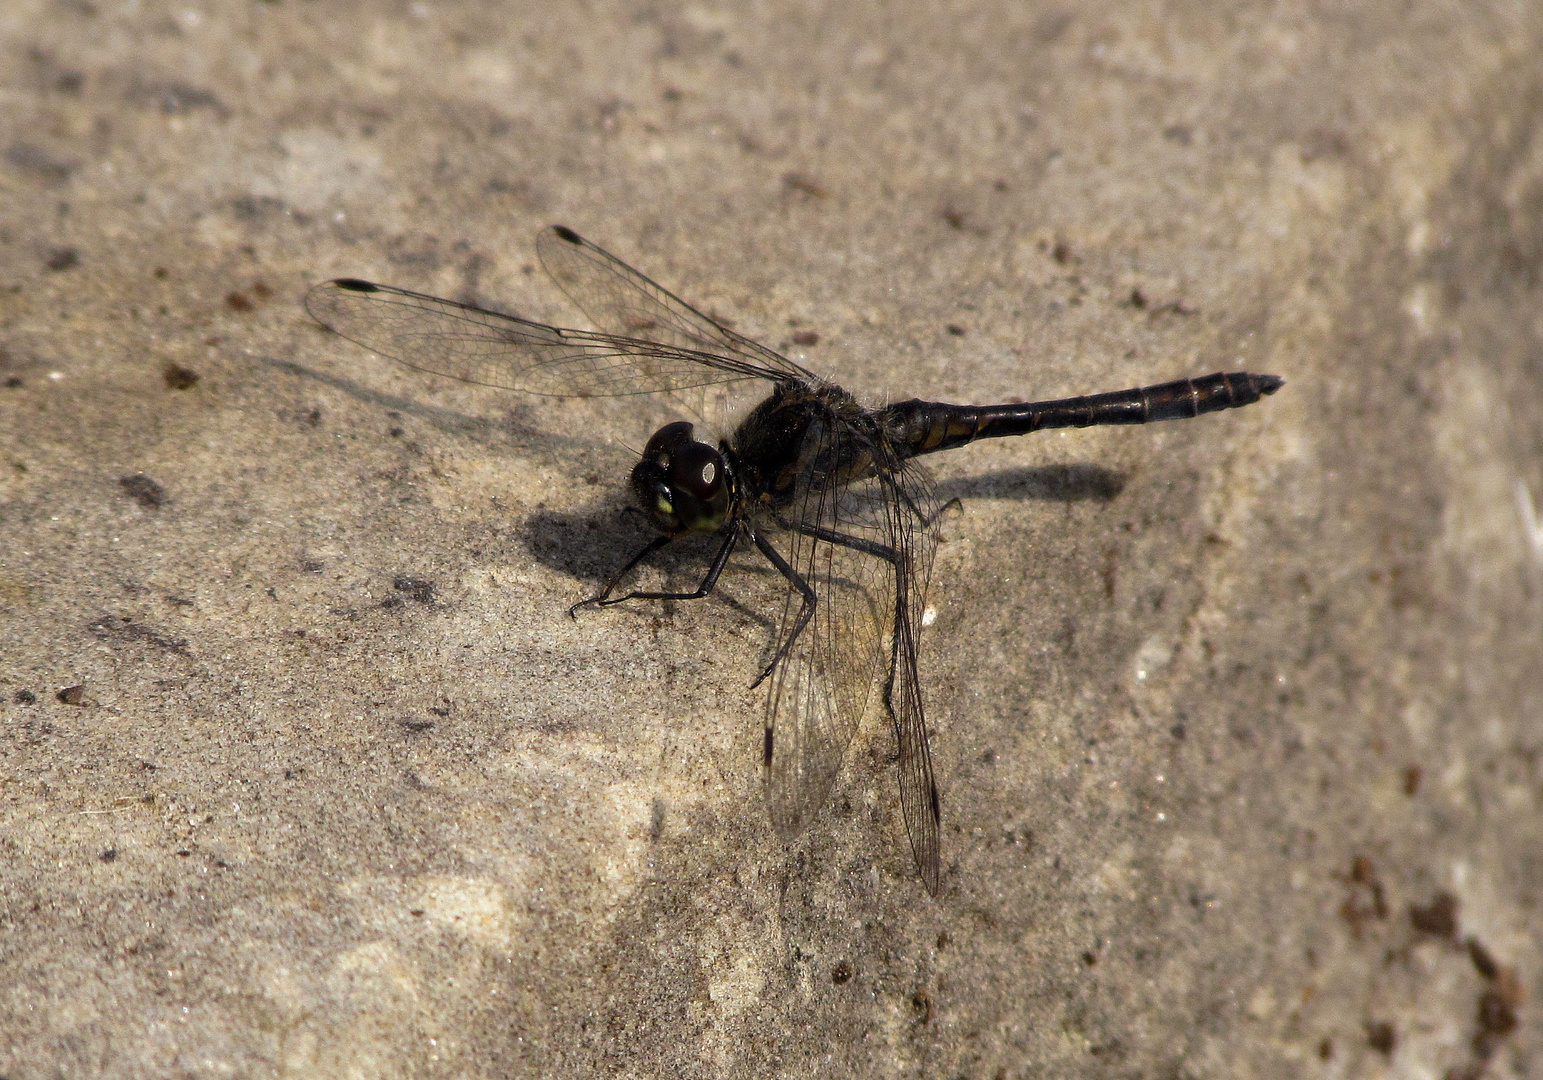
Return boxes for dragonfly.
[306,225,1282,895]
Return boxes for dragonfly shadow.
[522,505,782,640]
[933,462,1126,505]
[257,354,597,466]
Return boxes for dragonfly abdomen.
[886,370,1283,458]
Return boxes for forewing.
[761,419,894,847]
[537,225,816,383]
[883,459,944,895]
[305,278,771,398]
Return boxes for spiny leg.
[892,485,962,529]
[748,530,817,688]
[569,528,739,617]
[925,496,964,526]
[779,518,900,565]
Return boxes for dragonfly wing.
[883,459,944,895]
[305,278,770,398]
[537,225,816,383]
[760,418,901,853]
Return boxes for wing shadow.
[257,354,600,466]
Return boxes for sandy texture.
[1,1,1539,1076]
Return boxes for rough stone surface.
[1,1,1539,1077]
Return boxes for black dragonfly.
[306,225,1282,895]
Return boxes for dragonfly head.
[631,421,733,535]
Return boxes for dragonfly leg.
[569,528,738,616]
[891,488,961,528]
[925,496,964,525]
[781,519,900,565]
[748,530,817,688]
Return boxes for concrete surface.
[1,1,1540,1076]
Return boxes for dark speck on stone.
[945,323,966,336]
[791,330,819,346]
[45,247,79,272]
[6,143,75,185]
[5,375,22,388]
[781,172,827,198]
[100,848,118,862]
[57,684,85,705]
[393,576,436,604]
[14,689,38,704]
[1365,1021,1396,1056]
[1467,937,1499,980]
[1409,892,1458,938]
[162,364,199,390]
[1478,987,1518,1039]
[120,473,167,508]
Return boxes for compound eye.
[670,441,725,502]
[641,421,696,460]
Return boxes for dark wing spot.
[552,225,582,245]
[332,279,379,292]
[762,726,774,767]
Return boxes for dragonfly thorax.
[630,421,734,535]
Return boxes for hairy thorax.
[731,382,889,512]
